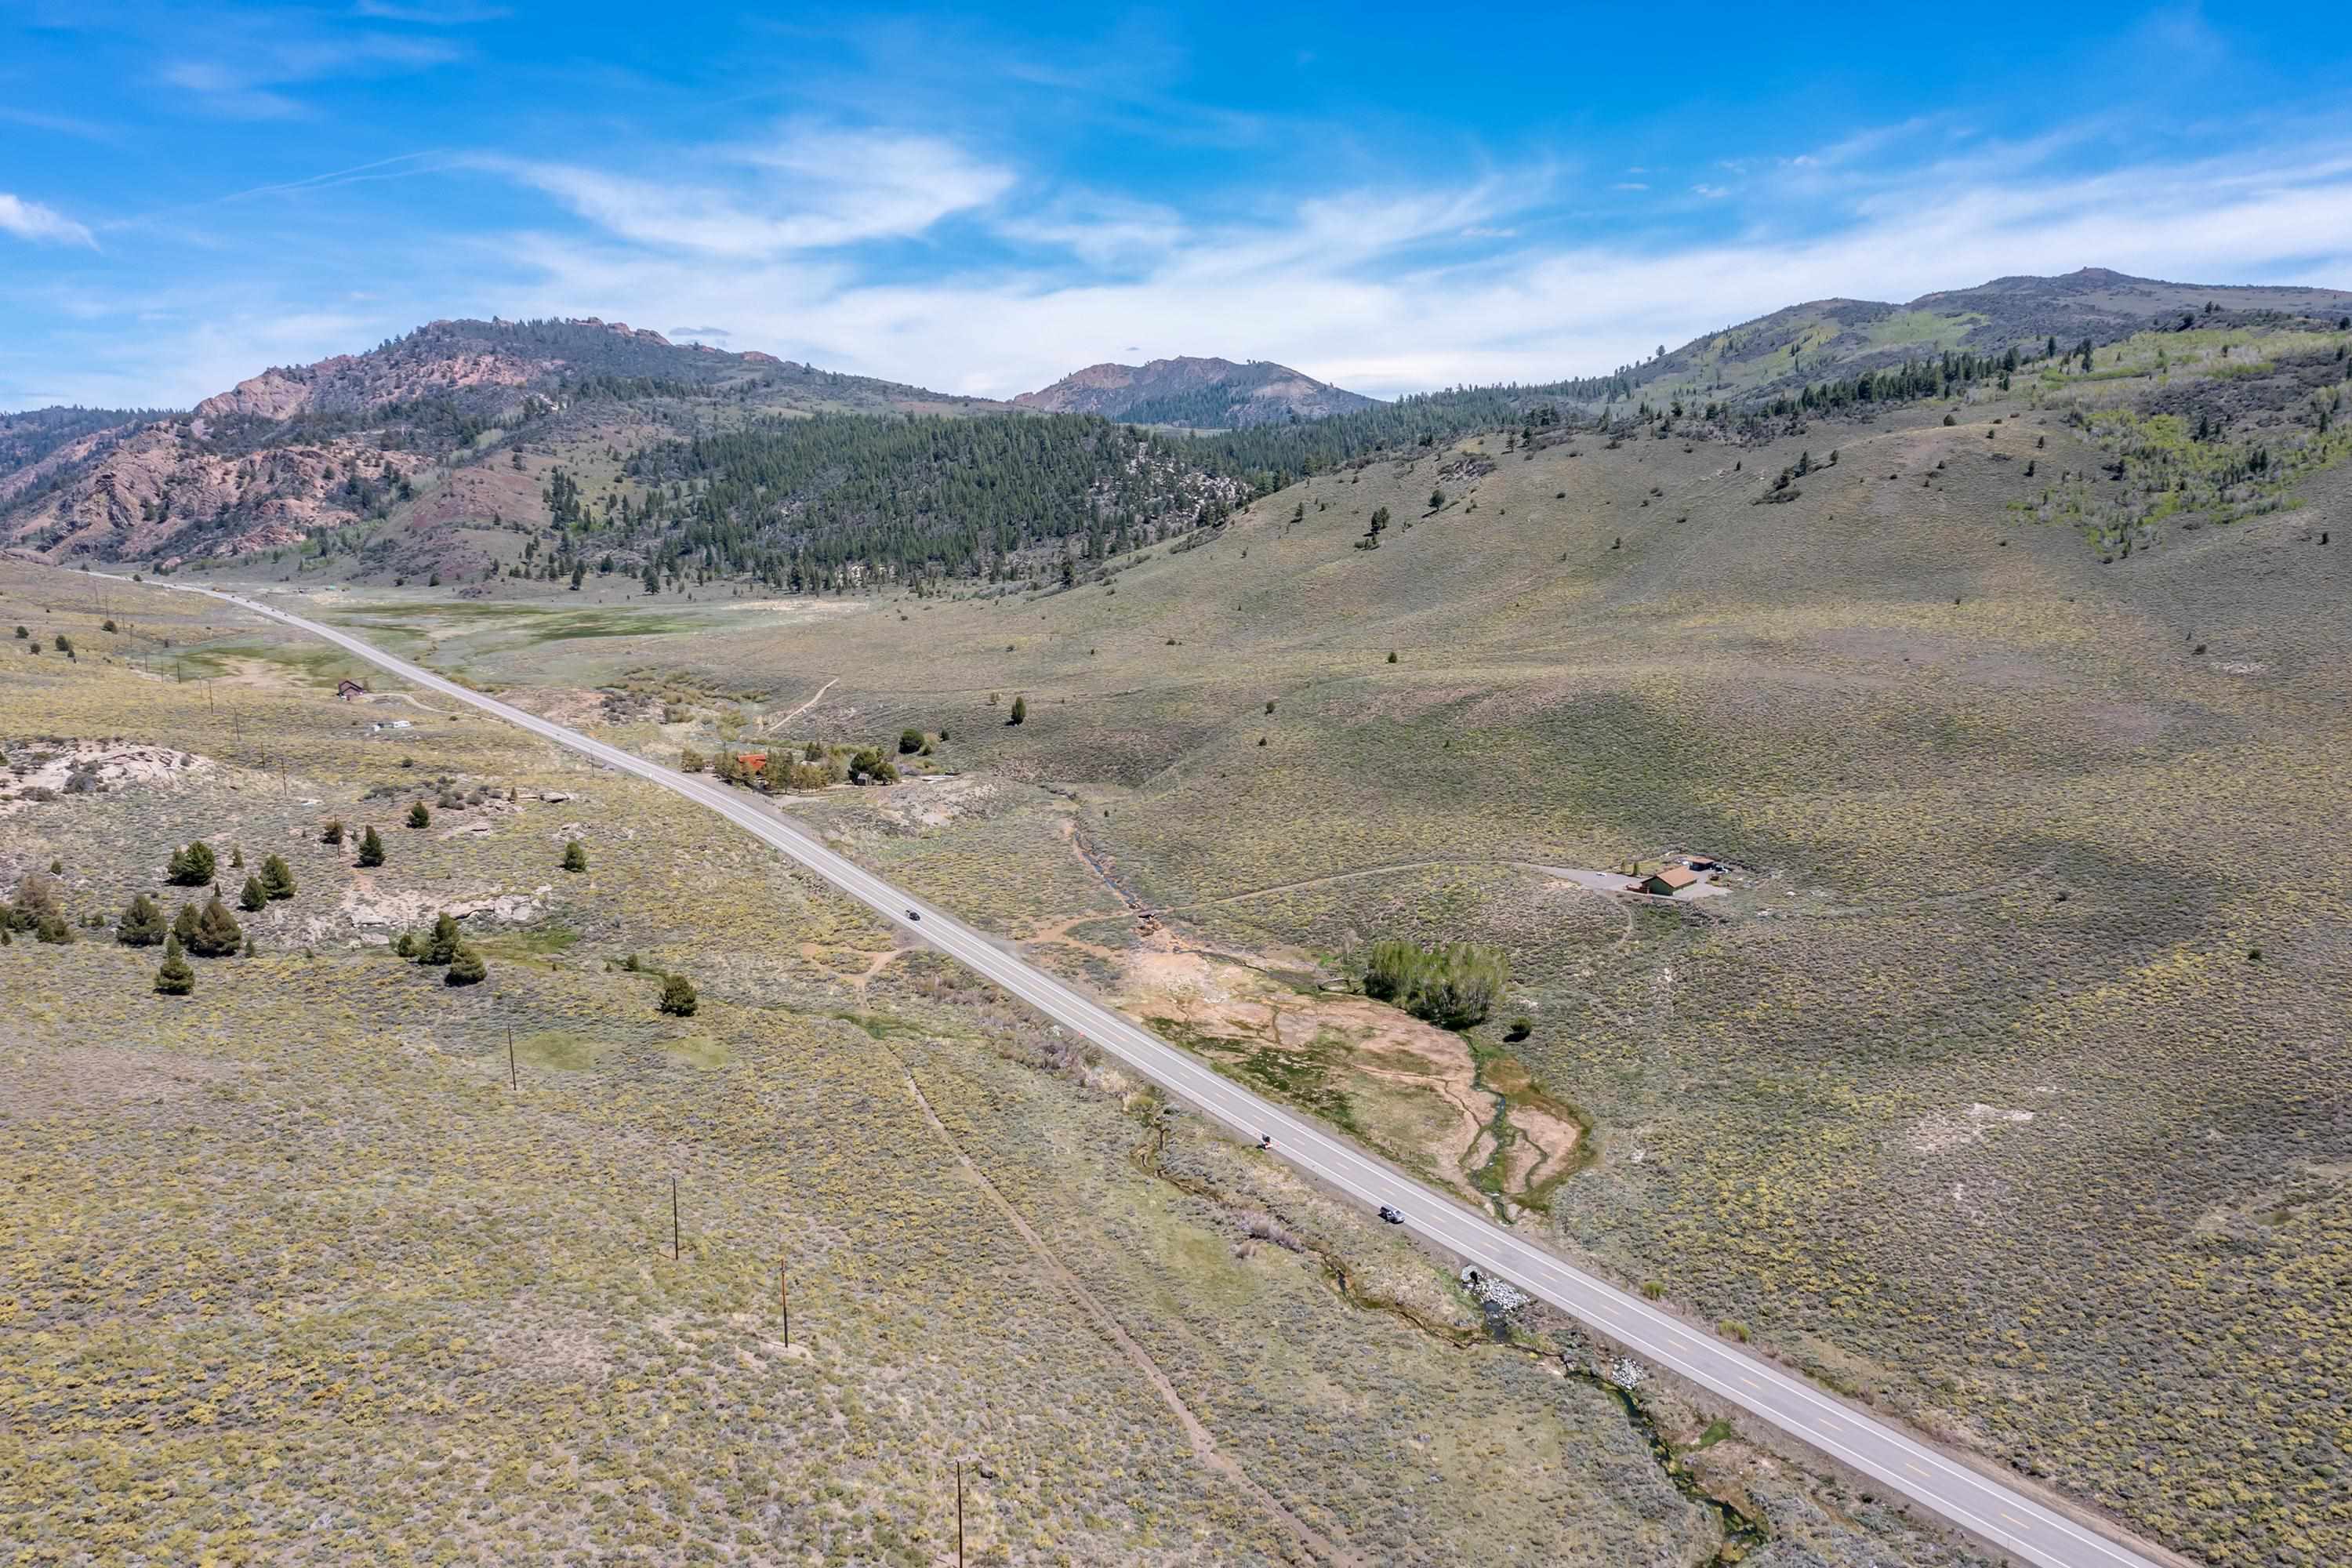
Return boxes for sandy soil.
[0,741,210,816]
[1122,942,1580,1206]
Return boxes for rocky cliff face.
[0,317,773,565]
[16,426,424,564]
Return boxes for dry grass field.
[223,328,2352,1566]
[0,564,2000,1566]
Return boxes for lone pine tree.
[445,944,487,986]
[187,896,243,958]
[154,935,195,996]
[167,840,216,886]
[117,893,166,946]
[357,826,385,866]
[260,854,296,900]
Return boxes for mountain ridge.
[0,317,989,566]
[1621,266,2352,405]
[6,269,2348,573]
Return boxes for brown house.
[1640,866,1699,897]
[736,753,768,775]
[336,679,366,700]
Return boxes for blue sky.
[5,2,2352,409]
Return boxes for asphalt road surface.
[152,580,2167,1568]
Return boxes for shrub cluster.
[1356,938,1509,1029]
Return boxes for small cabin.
[1641,866,1699,897]
[735,753,768,776]
[336,679,366,701]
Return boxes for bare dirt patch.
[1,741,209,815]
[333,878,553,944]
[1903,1102,2038,1156]
[501,687,623,729]
[867,773,999,832]
[1123,942,1583,1210]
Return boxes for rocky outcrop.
[196,367,319,423]
[2,425,423,561]
[0,313,967,564]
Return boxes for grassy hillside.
[252,310,2352,1566]
[0,564,1998,1567]
[1626,266,2352,411]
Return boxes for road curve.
[147,579,2165,1568]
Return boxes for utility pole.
[779,1265,789,1346]
[507,1026,517,1091]
[670,1177,681,1261]
[956,1461,965,1568]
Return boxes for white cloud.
[9,301,383,409]
[485,125,1014,258]
[162,61,303,119]
[162,32,463,118]
[996,193,1185,269]
[20,114,2352,413]
[351,1,512,20]
[0,193,94,247]
[481,131,2352,402]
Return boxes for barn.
[1640,866,1699,897]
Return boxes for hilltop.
[1624,266,2352,405]
[1013,354,1378,427]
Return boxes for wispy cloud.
[351,1,511,20]
[0,105,119,142]
[161,61,303,120]
[993,192,1184,270]
[480,125,2352,401]
[162,31,463,118]
[483,125,1014,258]
[0,193,95,248]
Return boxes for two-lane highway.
[146,579,2168,1568]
